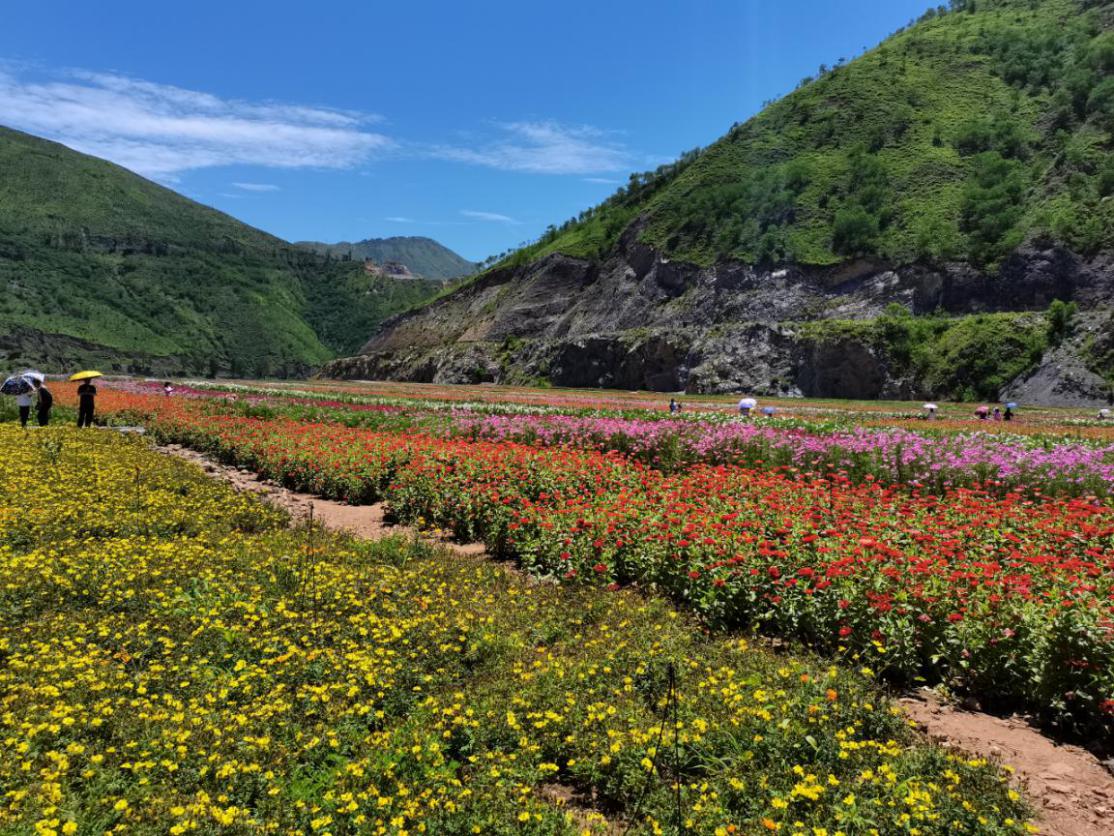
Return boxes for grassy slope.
[510,0,1114,270]
[0,127,442,374]
[297,236,478,279]
[301,268,446,356]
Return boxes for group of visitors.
[7,374,98,428]
[974,405,1014,422]
[669,397,777,418]
[14,379,53,428]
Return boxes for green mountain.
[510,0,1114,270]
[0,126,443,376]
[329,0,1114,404]
[297,237,477,280]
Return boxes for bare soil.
[159,442,1114,836]
[901,692,1114,836]
[158,442,485,557]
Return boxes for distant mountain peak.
[297,236,477,280]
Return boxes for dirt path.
[901,692,1114,836]
[158,443,486,557]
[159,442,1114,836]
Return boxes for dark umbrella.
[1,375,34,396]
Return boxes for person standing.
[32,379,53,426]
[77,379,97,428]
[15,389,31,428]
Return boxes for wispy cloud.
[385,216,415,223]
[461,209,519,224]
[0,66,391,179]
[583,176,620,185]
[431,121,629,175]
[232,181,280,192]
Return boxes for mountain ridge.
[297,236,477,280]
[0,126,445,375]
[325,0,1114,404]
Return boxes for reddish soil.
[158,443,486,557]
[901,692,1114,836]
[160,442,1114,836]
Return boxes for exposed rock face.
[1001,316,1114,407]
[323,231,1113,403]
[1002,350,1111,408]
[0,325,190,376]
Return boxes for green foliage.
[1086,76,1114,128]
[832,206,879,256]
[300,268,446,356]
[0,127,442,373]
[920,313,1047,399]
[960,151,1027,267]
[497,0,1114,272]
[1045,298,1078,346]
[800,310,1048,400]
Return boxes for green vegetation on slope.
[297,236,477,279]
[301,268,446,356]
[509,0,1114,271]
[0,127,442,375]
[797,305,1050,400]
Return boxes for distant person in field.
[1100,408,1111,421]
[33,379,52,426]
[1004,406,1014,422]
[992,407,1002,422]
[669,398,679,414]
[164,381,174,397]
[15,389,32,428]
[77,379,97,428]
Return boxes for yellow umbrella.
[69,370,104,382]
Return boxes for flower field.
[105,380,1114,496]
[83,385,1114,742]
[0,426,1033,834]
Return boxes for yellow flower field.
[0,427,1030,834]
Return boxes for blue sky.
[1,0,935,261]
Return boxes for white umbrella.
[738,397,757,409]
[20,370,45,384]
[922,403,938,411]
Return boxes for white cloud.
[232,182,280,192]
[431,121,629,175]
[461,209,519,224]
[0,67,391,178]
[583,177,620,185]
[385,216,415,223]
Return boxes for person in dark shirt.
[32,380,53,426]
[77,380,97,428]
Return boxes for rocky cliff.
[320,226,1113,404]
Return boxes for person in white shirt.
[15,391,32,428]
